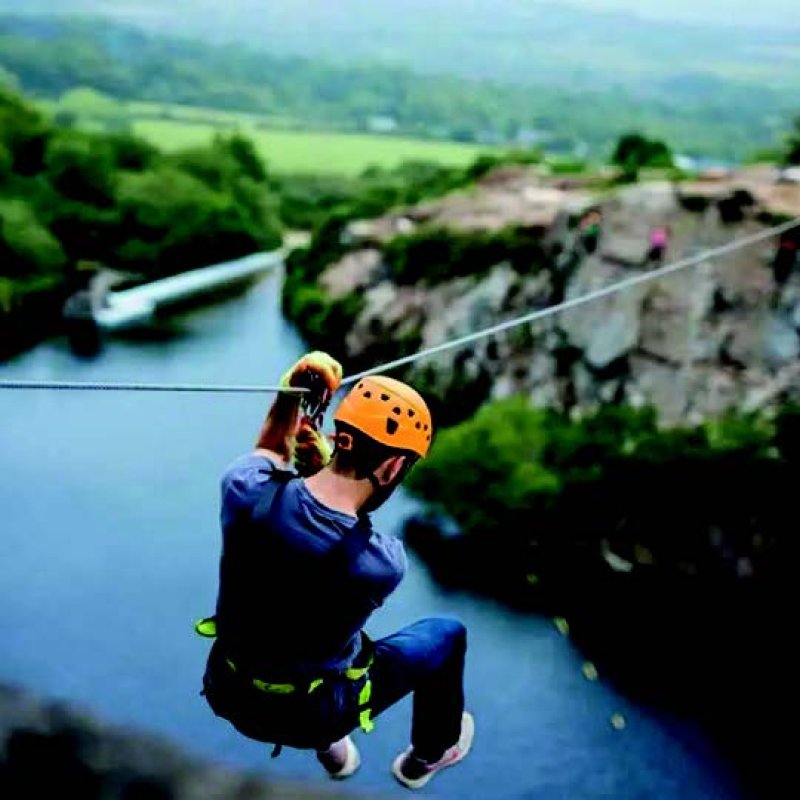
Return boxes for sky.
[574,0,796,25]
[2,0,797,29]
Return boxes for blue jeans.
[368,617,467,762]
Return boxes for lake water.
[0,272,744,799]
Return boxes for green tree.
[44,132,116,206]
[0,86,51,176]
[224,134,269,183]
[785,115,800,166]
[105,133,158,172]
[611,132,673,181]
[0,199,66,279]
[116,167,279,276]
[0,140,12,182]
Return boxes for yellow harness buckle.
[253,679,295,695]
[194,617,217,638]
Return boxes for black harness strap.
[250,466,296,521]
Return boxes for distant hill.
[0,13,795,160]
[1,0,798,93]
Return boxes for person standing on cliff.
[578,210,602,255]
[647,225,671,265]
[198,351,473,790]
[772,228,799,289]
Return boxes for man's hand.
[293,417,335,477]
[281,351,343,420]
[255,352,343,467]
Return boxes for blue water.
[0,272,744,799]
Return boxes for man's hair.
[331,421,417,480]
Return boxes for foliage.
[0,198,66,279]
[0,84,282,356]
[611,132,674,181]
[384,226,547,286]
[785,115,800,166]
[407,399,787,583]
[274,160,479,230]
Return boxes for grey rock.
[560,260,643,369]
[763,314,800,366]
[319,249,383,300]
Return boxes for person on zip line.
[197,351,473,790]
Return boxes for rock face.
[0,684,352,800]
[316,169,800,422]
[319,249,383,300]
[343,166,593,246]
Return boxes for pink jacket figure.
[648,226,670,263]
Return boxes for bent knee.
[427,617,467,652]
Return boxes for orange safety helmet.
[333,376,433,458]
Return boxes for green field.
[45,93,487,175]
[131,119,485,175]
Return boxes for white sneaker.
[317,735,361,780]
[391,712,475,790]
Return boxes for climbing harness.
[196,616,376,751]
[2,215,798,396]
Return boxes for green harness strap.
[195,616,375,733]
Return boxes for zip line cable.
[0,381,307,395]
[1,216,798,395]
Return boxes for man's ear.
[375,454,407,486]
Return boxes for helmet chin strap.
[360,470,393,515]
[361,456,417,515]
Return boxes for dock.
[93,251,283,331]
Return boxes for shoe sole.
[391,712,475,790]
[328,737,361,780]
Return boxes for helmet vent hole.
[427,435,431,441]
[408,410,416,418]
[392,406,402,415]
[423,424,429,431]
[386,418,399,435]
[363,391,372,399]
[415,422,422,430]
[380,393,390,401]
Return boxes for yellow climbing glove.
[293,417,335,477]
[280,352,342,476]
[280,351,343,418]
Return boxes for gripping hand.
[281,351,343,420]
[293,417,335,477]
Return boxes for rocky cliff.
[302,166,800,423]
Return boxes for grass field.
[46,93,487,175]
[131,118,485,175]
